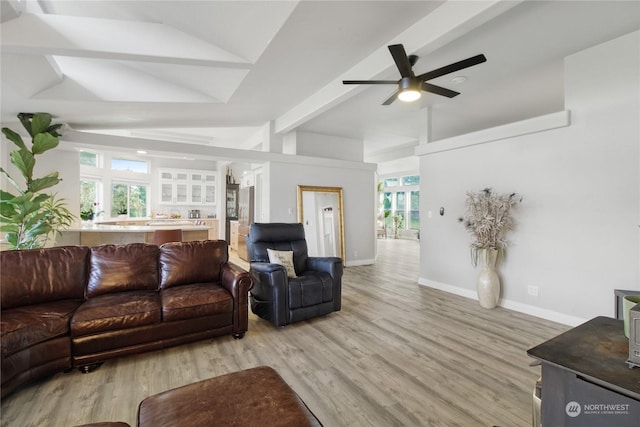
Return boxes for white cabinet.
[160,182,188,204]
[159,169,216,206]
[188,172,216,205]
[159,169,188,204]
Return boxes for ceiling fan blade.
[422,82,460,98]
[342,80,399,85]
[382,90,399,105]
[388,44,414,78]
[417,54,487,81]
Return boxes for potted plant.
[0,113,74,249]
[116,203,128,219]
[392,213,403,239]
[459,188,522,308]
[80,202,102,221]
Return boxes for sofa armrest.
[221,262,254,296]
[220,262,254,336]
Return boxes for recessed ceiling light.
[136,150,147,154]
[451,76,467,84]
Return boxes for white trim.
[347,258,375,267]
[415,110,571,156]
[418,277,587,327]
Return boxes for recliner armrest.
[306,257,343,279]
[249,262,288,276]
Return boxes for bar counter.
[58,222,214,246]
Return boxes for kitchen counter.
[57,222,218,247]
[71,223,212,232]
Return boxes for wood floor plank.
[0,238,569,427]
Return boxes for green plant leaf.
[25,222,51,239]
[0,225,20,235]
[10,149,35,180]
[0,202,18,219]
[6,191,35,205]
[5,233,18,248]
[0,189,17,202]
[31,193,50,204]
[30,113,52,136]
[1,127,28,151]
[17,113,34,137]
[28,173,61,193]
[46,123,63,137]
[32,132,59,154]
[0,167,24,193]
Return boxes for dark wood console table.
[527,316,640,426]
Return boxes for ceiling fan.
[343,44,487,105]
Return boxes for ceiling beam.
[62,130,376,171]
[1,13,251,68]
[274,0,522,134]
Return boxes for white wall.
[294,131,364,162]
[265,161,376,266]
[418,31,639,326]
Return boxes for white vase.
[477,248,500,309]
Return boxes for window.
[80,179,102,219]
[383,192,392,229]
[80,180,98,212]
[409,191,420,230]
[402,175,420,186]
[379,174,420,234]
[383,178,398,187]
[111,158,148,173]
[111,182,148,218]
[80,151,99,167]
[394,191,406,226]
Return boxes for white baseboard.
[418,277,587,327]
[346,258,375,267]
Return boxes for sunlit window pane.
[80,152,98,167]
[111,158,148,173]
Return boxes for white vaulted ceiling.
[1,0,639,161]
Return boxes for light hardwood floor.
[0,238,568,427]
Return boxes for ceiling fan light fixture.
[398,89,421,102]
[398,77,422,102]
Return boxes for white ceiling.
[1,0,639,164]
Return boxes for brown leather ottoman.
[137,366,322,427]
[74,423,130,427]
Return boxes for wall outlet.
[354,250,358,257]
[528,285,539,297]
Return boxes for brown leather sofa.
[1,240,253,398]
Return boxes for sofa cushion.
[161,283,233,322]
[71,291,161,336]
[87,244,159,298]
[1,300,82,357]
[1,246,89,310]
[159,240,228,290]
[287,272,333,310]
